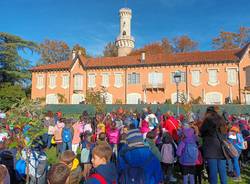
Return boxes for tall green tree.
[0,32,37,84]
[212,27,250,49]
[103,42,118,57]
[39,39,71,64]
[0,83,26,111]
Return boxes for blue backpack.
[119,148,153,184]
[62,128,72,143]
[182,143,198,164]
[16,159,26,177]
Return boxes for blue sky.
[1,0,250,64]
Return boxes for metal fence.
[45,104,250,116]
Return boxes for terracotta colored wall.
[31,49,250,104]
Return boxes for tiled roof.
[30,60,73,71]
[30,48,242,71]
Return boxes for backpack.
[182,143,198,164]
[62,127,72,143]
[119,148,153,184]
[161,144,174,164]
[16,159,26,178]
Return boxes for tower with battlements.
[115,8,135,57]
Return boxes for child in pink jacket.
[107,121,119,158]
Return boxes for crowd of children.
[0,106,250,184]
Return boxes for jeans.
[56,142,63,155]
[62,142,72,152]
[47,135,53,148]
[228,156,241,177]
[207,159,227,184]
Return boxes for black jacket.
[200,116,225,159]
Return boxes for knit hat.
[126,129,144,148]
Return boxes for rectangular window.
[101,73,109,87]
[171,72,186,83]
[227,68,237,85]
[36,75,44,89]
[61,75,69,89]
[88,74,96,88]
[49,75,56,89]
[128,72,140,84]
[148,72,163,85]
[208,69,218,85]
[114,73,122,87]
[74,74,83,90]
[191,70,200,86]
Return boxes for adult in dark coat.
[200,106,227,184]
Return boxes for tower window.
[123,31,126,36]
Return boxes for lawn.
[46,146,250,184]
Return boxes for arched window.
[72,94,84,104]
[123,31,126,36]
[46,94,58,104]
[205,92,223,105]
[127,93,142,104]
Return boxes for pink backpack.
[161,143,175,164]
[140,120,150,133]
[108,128,119,144]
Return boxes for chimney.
[141,51,146,63]
[72,50,76,60]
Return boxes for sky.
[1,0,250,64]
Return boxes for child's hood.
[183,128,195,138]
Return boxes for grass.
[46,146,250,184]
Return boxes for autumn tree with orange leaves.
[39,39,71,64]
[129,36,197,56]
[173,35,198,53]
[212,27,250,49]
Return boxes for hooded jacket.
[85,163,117,184]
[117,146,163,184]
[176,128,198,165]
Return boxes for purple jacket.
[176,128,198,166]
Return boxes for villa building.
[30,7,250,105]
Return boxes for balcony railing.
[142,83,165,90]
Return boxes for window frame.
[226,67,238,86]
[128,72,140,85]
[49,74,57,89]
[207,68,219,86]
[61,74,69,89]
[36,74,45,90]
[190,69,201,86]
[101,72,110,87]
[73,74,83,91]
[114,72,123,88]
[88,73,96,88]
